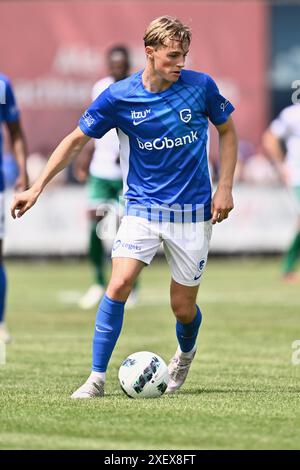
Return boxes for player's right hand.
[11,189,40,219]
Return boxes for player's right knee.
[107,277,134,301]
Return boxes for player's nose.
[177,57,185,68]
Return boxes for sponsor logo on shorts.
[193,258,206,281]
[112,239,141,252]
[112,239,122,251]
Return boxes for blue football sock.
[0,265,7,323]
[176,305,202,353]
[92,293,125,373]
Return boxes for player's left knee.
[171,302,196,323]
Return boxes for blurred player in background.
[0,73,28,343]
[11,16,237,398]
[75,46,139,309]
[263,103,300,282]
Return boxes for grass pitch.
[0,258,300,450]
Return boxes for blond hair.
[143,16,191,48]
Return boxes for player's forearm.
[262,130,285,164]
[11,134,27,174]
[31,130,89,195]
[7,122,27,174]
[217,128,237,189]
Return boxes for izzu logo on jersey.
[83,110,95,127]
[179,108,192,123]
[131,109,151,126]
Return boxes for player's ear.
[145,46,154,60]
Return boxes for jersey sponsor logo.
[131,109,151,126]
[179,108,192,123]
[83,110,95,127]
[193,258,206,281]
[137,130,198,151]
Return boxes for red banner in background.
[0,1,268,157]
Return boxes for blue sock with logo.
[0,265,7,323]
[176,305,202,353]
[92,294,125,372]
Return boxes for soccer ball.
[118,351,169,399]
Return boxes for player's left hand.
[211,186,234,224]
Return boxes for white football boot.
[78,284,105,310]
[166,346,197,394]
[71,380,105,399]
[0,323,12,344]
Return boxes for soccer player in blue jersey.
[11,16,237,397]
[0,73,28,343]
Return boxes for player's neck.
[142,67,173,93]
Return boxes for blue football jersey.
[0,74,20,191]
[79,70,234,222]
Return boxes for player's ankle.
[87,371,106,384]
[178,344,197,358]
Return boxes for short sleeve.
[79,87,117,139]
[0,77,20,122]
[270,111,289,139]
[205,75,234,126]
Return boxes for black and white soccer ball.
[118,351,169,398]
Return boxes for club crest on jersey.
[179,108,192,123]
[131,109,151,126]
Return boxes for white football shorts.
[111,215,212,286]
